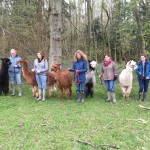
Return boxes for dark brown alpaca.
[17,59,39,97]
[51,63,72,100]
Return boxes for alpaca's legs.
[58,88,63,100]
[121,86,126,98]
[126,86,132,98]
[65,88,71,100]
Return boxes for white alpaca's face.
[126,60,138,71]
[90,61,97,68]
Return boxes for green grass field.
[0,78,150,149]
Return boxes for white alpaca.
[119,60,138,99]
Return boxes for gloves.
[14,65,18,68]
[114,74,118,81]
[146,77,149,80]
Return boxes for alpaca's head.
[126,60,138,71]
[89,60,97,70]
[17,59,27,66]
[51,63,61,73]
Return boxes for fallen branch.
[139,105,150,111]
[76,139,120,149]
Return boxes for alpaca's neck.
[22,63,29,77]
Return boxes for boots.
[11,84,16,96]
[81,92,85,103]
[143,92,147,101]
[37,89,42,101]
[111,92,116,103]
[138,92,142,101]
[105,92,112,102]
[76,92,81,102]
[18,84,22,97]
[42,89,46,101]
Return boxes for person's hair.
[140,54,147,59]
[74,50,87,61]
[36,51,46,60]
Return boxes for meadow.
[0,75,150,150]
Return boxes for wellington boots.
[76,92,81,102]
[138,92,142,101]
[81,92,85,103]
[42,89,46,101]
[105,92,112,102]
[143,92,147,101]
[37,89,42,101]
[18,84,22,97]
[11,84,16,96]
[111,92,116,103]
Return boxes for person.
[8,49,22,96]
[68,50,88,103]
[136,54,150,101]
[99,54,117,103]
[31,51,48,101]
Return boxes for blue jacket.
[136,60,150,79]
[33,59,48,75]
[9,55,21,74]
[73,59,88,83]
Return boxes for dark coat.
[136,60,150,79]
[73,59,88,83]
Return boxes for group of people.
[8,49,150,102]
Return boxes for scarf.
[103,59,112,67]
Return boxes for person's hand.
[14,65,18,68]
[37,70,41,74]
[75,70,79,76]
[99,74,103,78]
[114,74,118,81]
[31,69,35,72]
[146,77,149,80]
[68,68,71,71]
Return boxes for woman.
[69,50,88,103]
[32,51,48,101]
[8,49,22,96]
[99,54,117,103]
[136,54,150,101]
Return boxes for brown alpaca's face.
[17,59,27,66]
[51,64,60,72]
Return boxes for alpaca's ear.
[128,60,131,64]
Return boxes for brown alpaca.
[17,59,38,97]
[51,63,72,100]
[46,72,57,96]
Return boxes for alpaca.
[0,58,11,95]
[17,59,39,97]
[119,60,138,98]
[51,63,72,100]
[46,72,57,96]
[85,60,97,98]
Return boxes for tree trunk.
[49,0,62,70]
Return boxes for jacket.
[136,60,150,79]
[101,61,117,80]
[73,59,88,83]
[33,59,48,75]
[9,55,21,74]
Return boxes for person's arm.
[135,62,141,75]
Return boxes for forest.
[0,0,150,65]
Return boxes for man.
[8,49,22,96]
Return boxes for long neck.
[22,63,29,77]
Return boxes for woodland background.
[0,0,150,67]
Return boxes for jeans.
[104,80,115,92]
[76,82,85,93]
[9,72,22,85]
[36,74,47,89]
[138,79,149,92]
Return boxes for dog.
[51,63,72,100]
[85,60,97,98]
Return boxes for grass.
[0,78,150,150]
